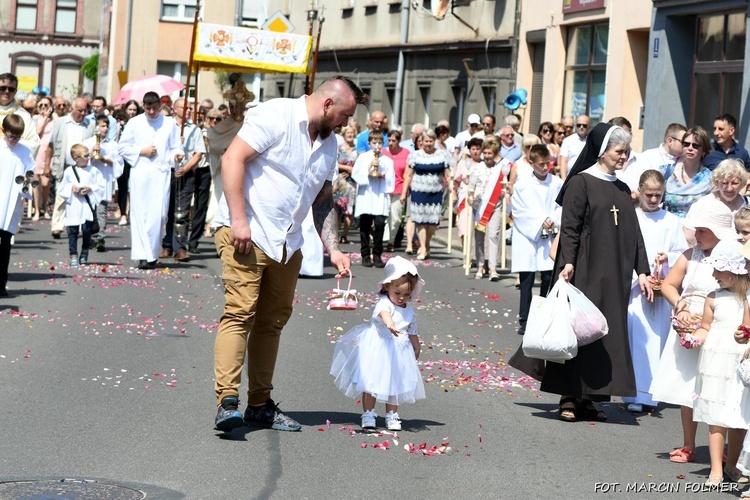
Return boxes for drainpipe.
[393,0,410,124]
[123,0,133,72]
[509,0,521,102]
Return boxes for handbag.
[738,348,750,388]
[327,272,358,311]
[71,165,100,234]
[522,279,578,362]
[566,282,609,346]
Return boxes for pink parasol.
[113,75,186,104]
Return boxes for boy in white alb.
[510,144,563,334]
[58,144,106,266]
[0,115,35,296]
[351,131,395,268]
[84,115,123,252]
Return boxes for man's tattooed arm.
[312,180,340,254]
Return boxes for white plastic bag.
[522,280,578,362]
[567,282,609,346]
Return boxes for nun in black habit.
[509,123,653,422]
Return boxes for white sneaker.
[627,403,643,413]
[385,411,402,431]
[361,410,377,430]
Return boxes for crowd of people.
[8,70,750,488]
[0,72,242,275]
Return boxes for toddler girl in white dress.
[690,240,750,485]
[330,256,425,431]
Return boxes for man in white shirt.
[44,97,95,238]
[559,114,590,179]
[454,113,482,155]
[212,76,367,433]
[436,119,456,155]
[161,98,206,262]
[620,123,686,193]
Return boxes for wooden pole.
[499,181,508,270]
[304,10,315,95]
[464,203,472,275]
[181,0,201,139]
[446,182,453,255]
[309,10,325,93]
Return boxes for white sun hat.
[702,239,748,275]
[681,202,739,241]
[377,256,425,298]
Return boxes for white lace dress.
[693,290,750,428]
[650,247,719,407]
[330,296,425,405]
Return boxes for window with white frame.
[55,63,81,96]
[55,0,77,34]
[16,0,37,31]
[161,0,197,21]
[156,61,191,98]
[562,23,608,124]
[241,0,265,27]
[15,60,42,89]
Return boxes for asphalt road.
[0,218,741,499]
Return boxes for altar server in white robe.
[118,92,184,269]
[510,144,563,335]
[0,115,35,296]
[84,115,124,252]
[623,169,687,412]
[351,131,395,268]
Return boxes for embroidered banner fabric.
[192,23,312,74]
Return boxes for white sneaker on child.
[361,410,377,430]
[385,411,402,431]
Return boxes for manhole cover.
[0,479,145,499]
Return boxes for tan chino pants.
[213,226,302,405]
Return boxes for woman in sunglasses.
[663,126,715,219]
[537,121,560,174]
[32,96,56,221]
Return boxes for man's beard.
[318,114,334,139]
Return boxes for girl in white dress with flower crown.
[689,240,750,485]
[330,256,425,431]
[649,206,737,464]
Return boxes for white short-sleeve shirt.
[560,133,587,167]
[213,96,338,263]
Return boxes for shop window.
[691,12,745,130]
[15,0,37,31]
[55,0,77,34]
[562,23,608,124]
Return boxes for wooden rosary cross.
[610,205,619,226]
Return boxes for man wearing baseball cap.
[454,113,482,156]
